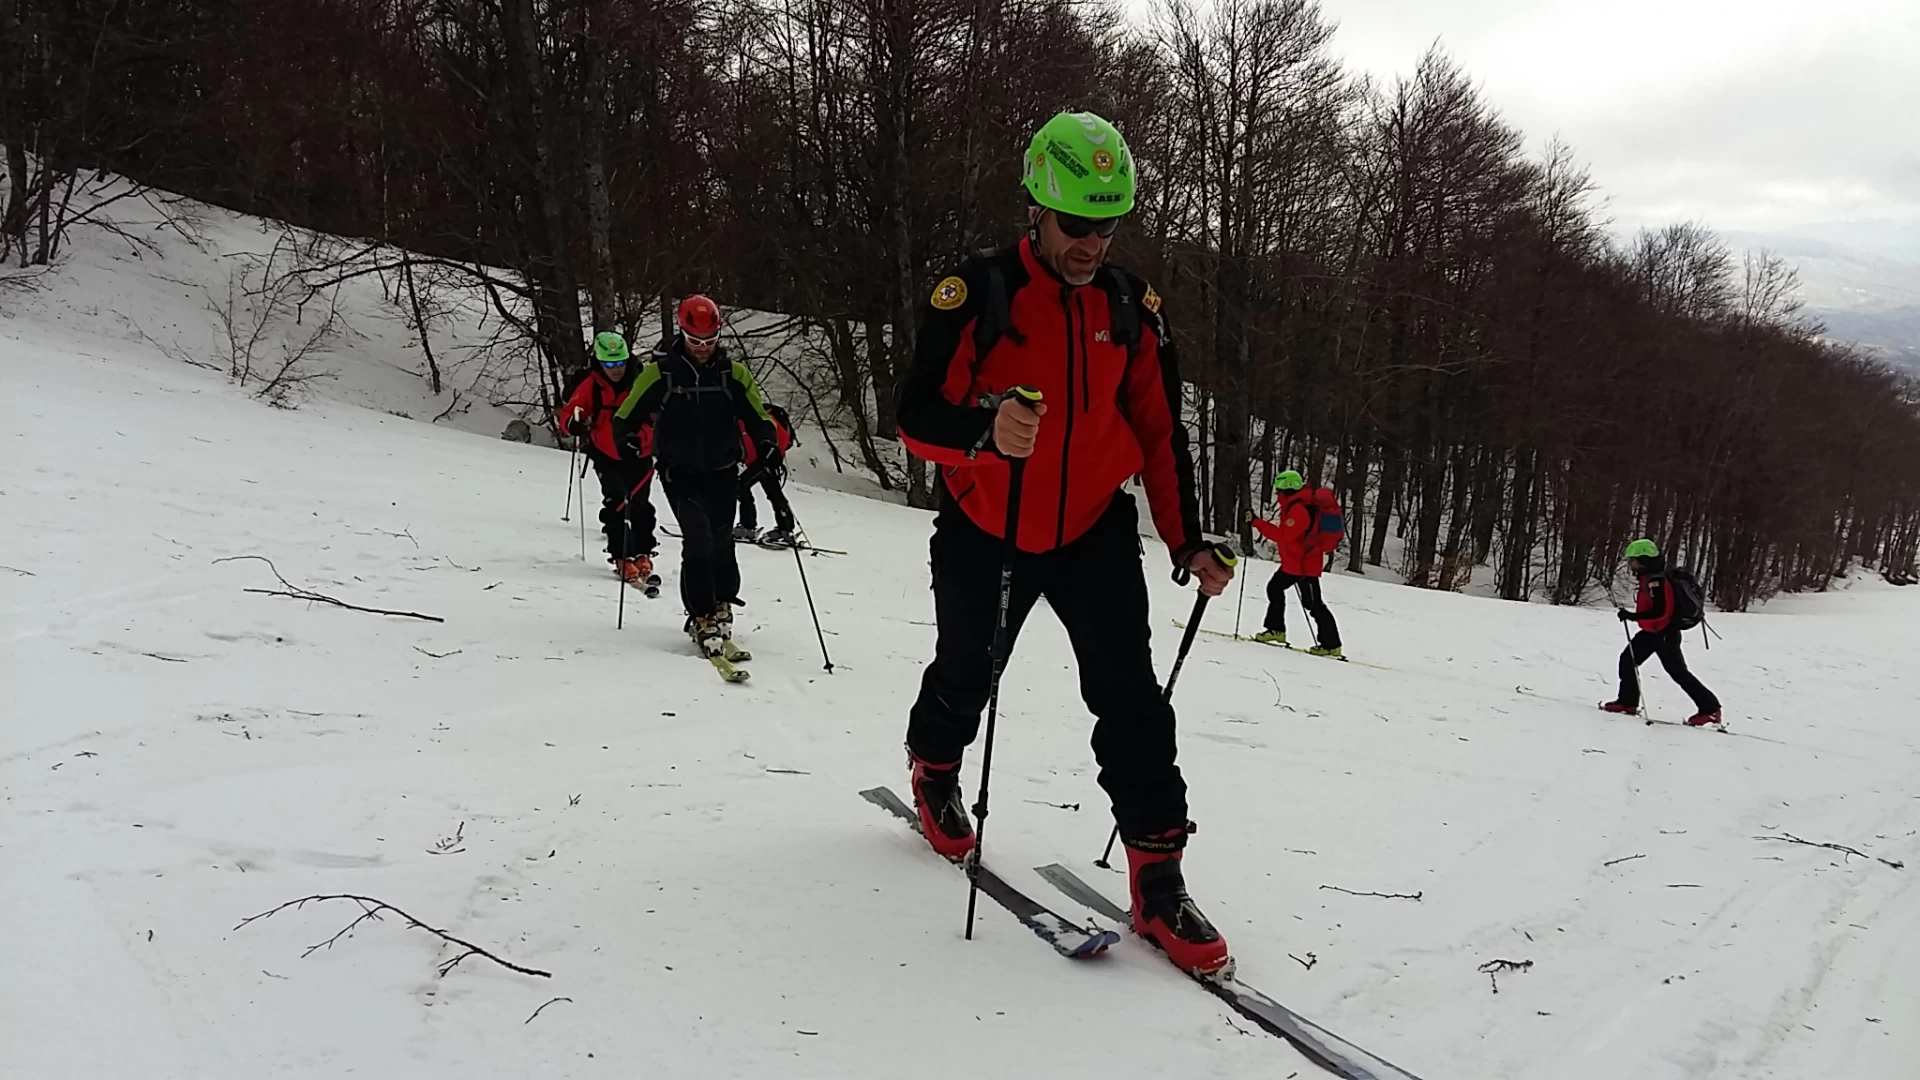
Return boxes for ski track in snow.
[3,195,1918,1079]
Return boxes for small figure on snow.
[735,403,797,546]
[1602,538,1722,726]
[612,295,779,659]
[895,111,1236,978]
[557,331,658,586]
[1248,469,1345,657]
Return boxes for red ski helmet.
[676,295,723,341]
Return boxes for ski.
[716,639,751,663]
[759,539,846,556]
[708,654,750,683]
[1035,863,1428,1080]
[859,787,1118,960]
[1173,621,1377,669]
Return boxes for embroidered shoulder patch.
[931,276,968,311]
[1142,285,1162,314]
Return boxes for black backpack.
[1666,567,1705,631]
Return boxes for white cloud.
[1128,0,1920,231]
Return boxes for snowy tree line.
[5,0,1919,607]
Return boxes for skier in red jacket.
[734,403,797,545]
[557,331,657,584]
[895,111,1235,978]
[1248,470,1343,657]
[1602,539,1722,726]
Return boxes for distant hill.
[1720,226,1920,377]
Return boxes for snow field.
[3,198,1918,1079]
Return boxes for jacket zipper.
[1057,286,1077,548]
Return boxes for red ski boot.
[907,752,974,862]
[1599,701,1639,716]
[1685,710,1723,727]
[1124,825,1233,979]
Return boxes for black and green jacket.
[613,337,775,474]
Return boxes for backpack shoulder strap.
[971,246,1024,360]
[1097,266,1142,349]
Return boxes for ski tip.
[1070,930,1123,958]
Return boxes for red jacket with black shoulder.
[558,367,650,461]
[1629,573,1676,633]
[895,238,1202,562]
[1252,490,1326,577]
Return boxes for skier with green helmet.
[1602,539,1722,726]
[894,110,1238,978]
[557,330,659,587]
[1248,469,1346,655]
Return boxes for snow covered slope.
[6,241,1920,1080]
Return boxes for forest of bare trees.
[6,0,1919,608]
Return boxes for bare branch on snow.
[235,893,549,979]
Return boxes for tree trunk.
[578,1,618,332]
[500,0,586,370]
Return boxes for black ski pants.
[737,471,793,533]
[592,453,657,560]
[1618,629,1720,714]
[1263,570,1340,649]
[906,493,1185,841]
[661,465,740,617]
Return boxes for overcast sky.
[1136,0,1919,234]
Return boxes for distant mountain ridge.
[1720,224,1920,377]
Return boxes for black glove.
[566,417,589,437]
[758,443,783,473]
[1616,609,1634,622]
[621,430,644,456]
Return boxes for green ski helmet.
[1023,111,1136,218]
[1273,469,1305,492]
[593,331,630,366]
[1623,538,1659,560]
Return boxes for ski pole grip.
[1172,541,1237,586]
[966,386,1045,460]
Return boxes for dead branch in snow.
[1288,951,1317,971]
[1756,832,1904,870]
[215,555,445,622]
[1602,853,1646,867]
[236,893,549,978]
[525,997,573,1024]
[1478,958,1532,993]
[1320,884,1422,901]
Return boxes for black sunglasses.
[1053,211,1123,240]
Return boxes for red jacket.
[739,412,793,466]
[1630,573,1676,633]
[558,368,650,460]
[896,238,1201,561]
[1252,489,1329,577]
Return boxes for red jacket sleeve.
[897,259,998,468]
[1251,517,1286,544]
[1121,284,1203,563]
[557,377,597,430]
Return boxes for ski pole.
[563,440,579,522]
[965,386,1040,942]
[617,504,632,630]
[578,452,590,561]
[788,514,834,674]
[1232,545,1249,640]
[1095,542,1237,870]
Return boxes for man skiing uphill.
[1602,538,1722,726]
[896,111,1236,977]
[558,331,658,587]
[1249,470,1343,657]
[613,296,778,664]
